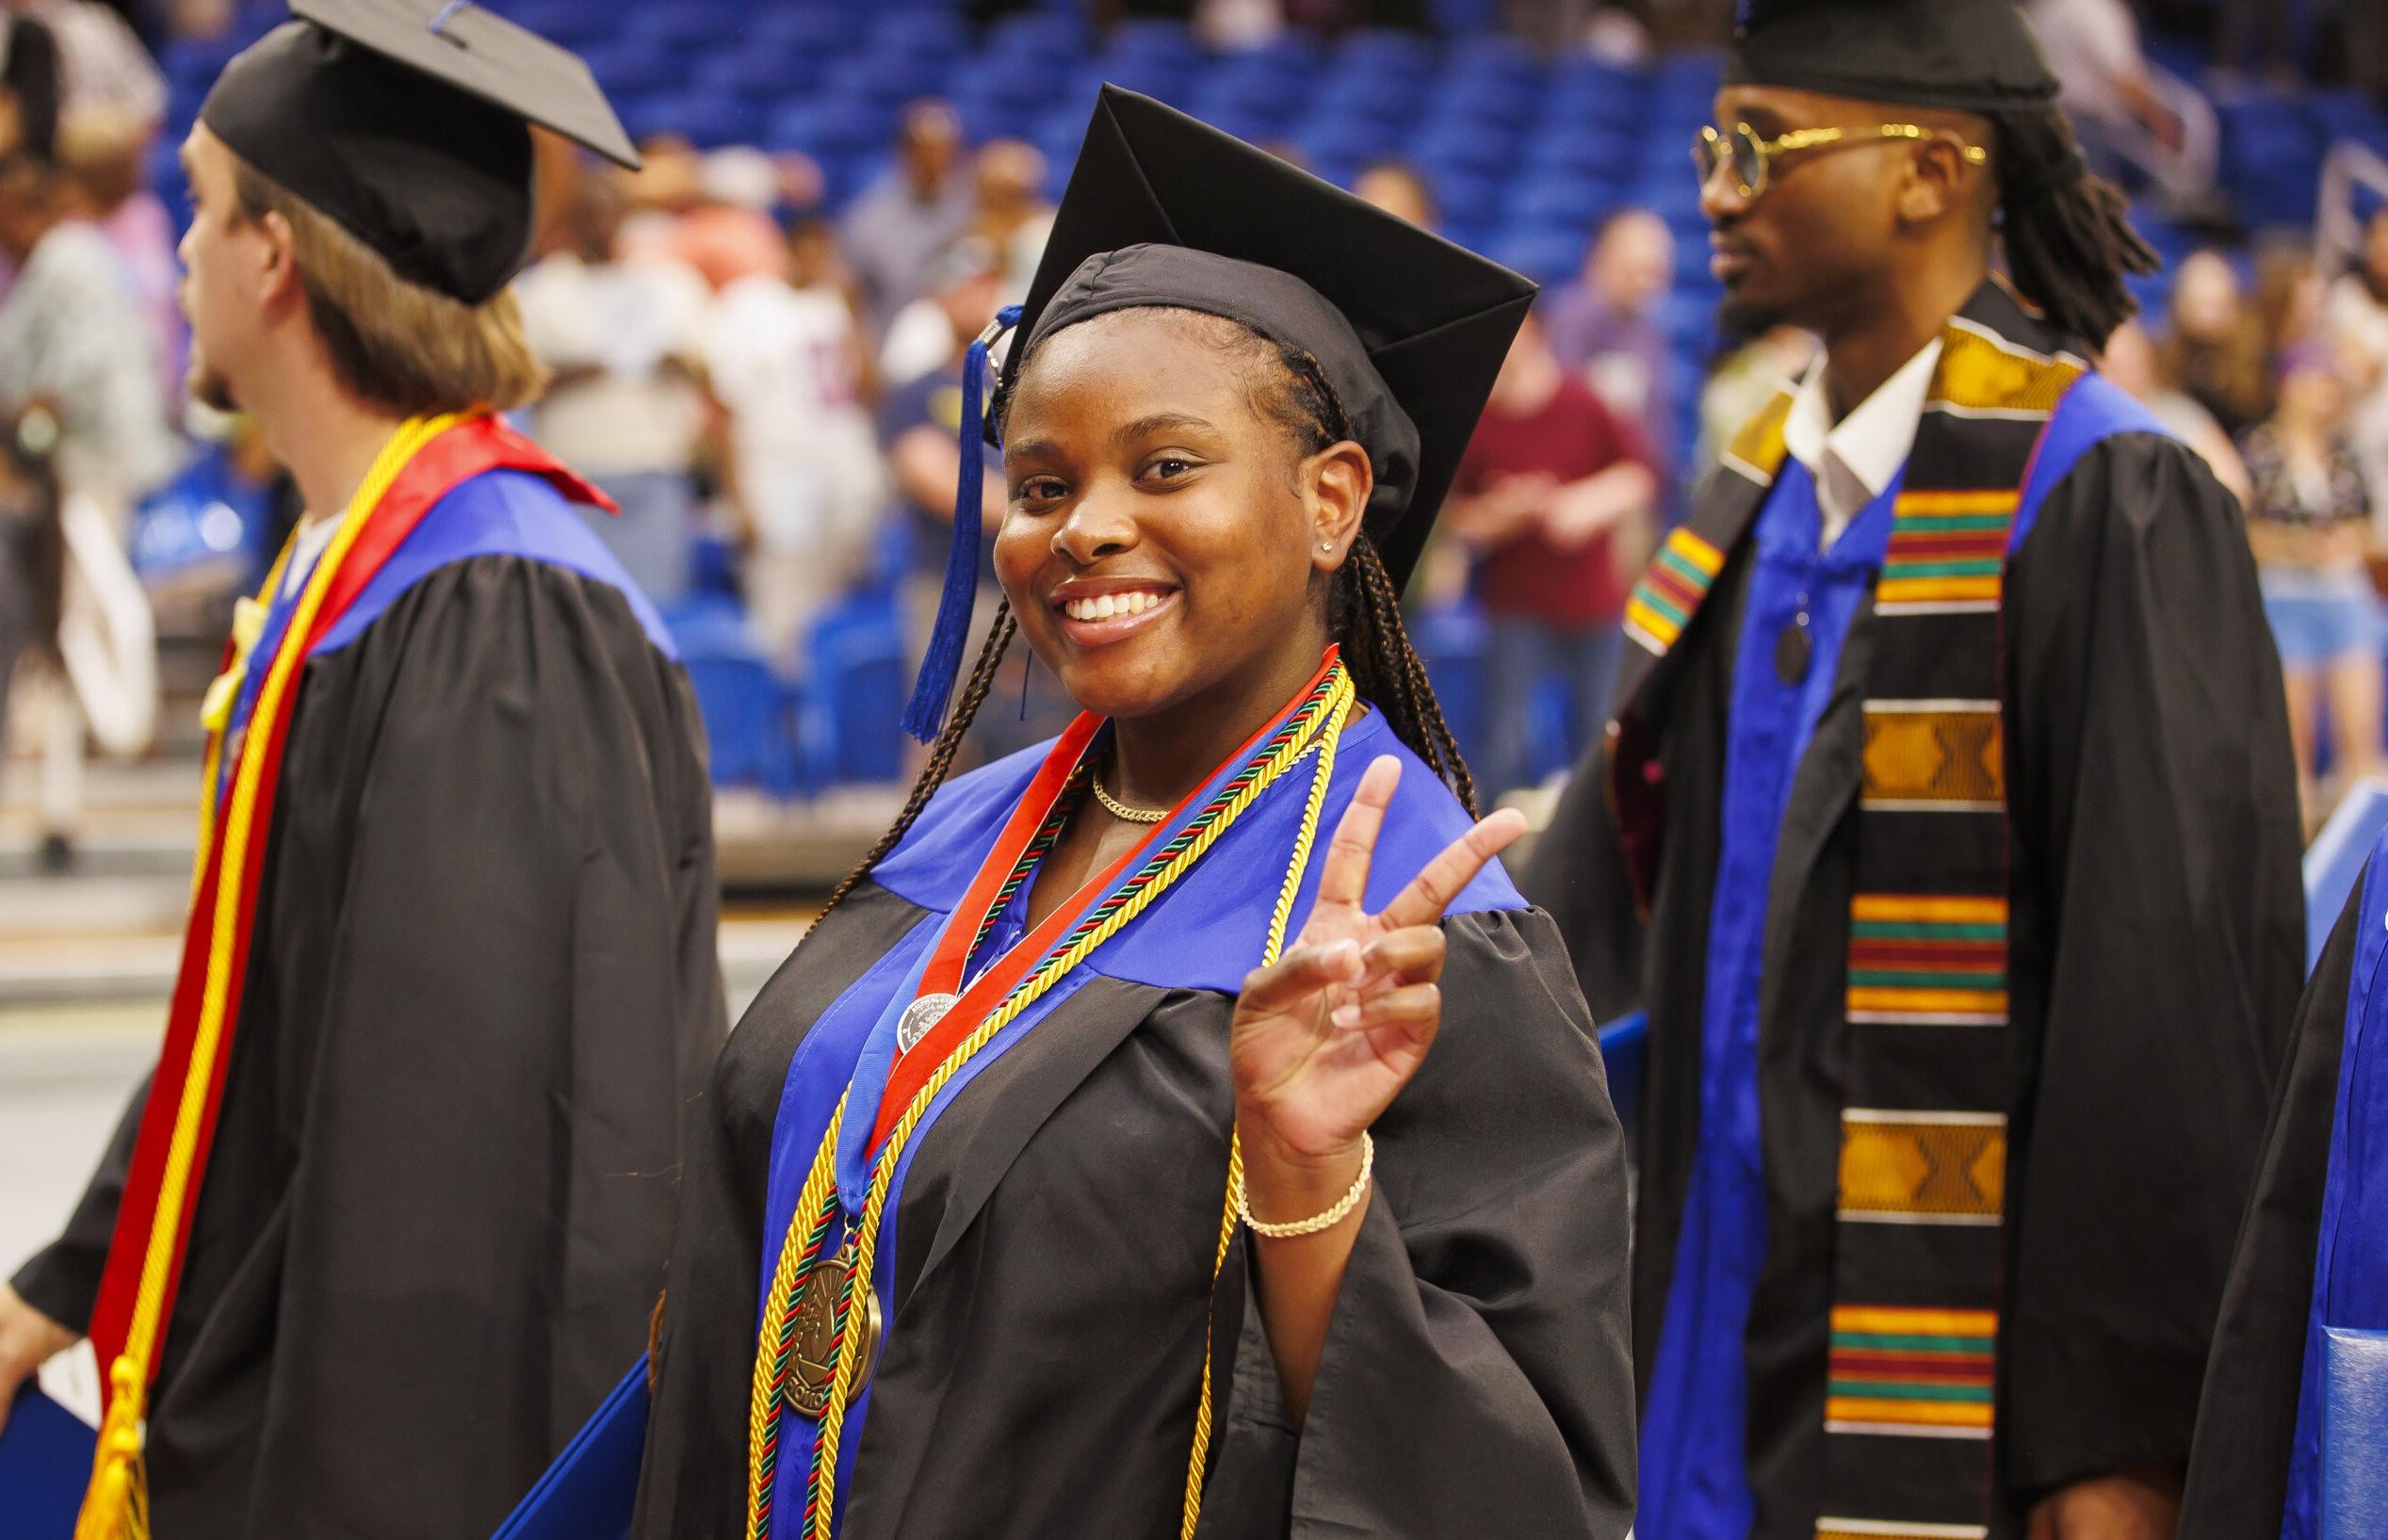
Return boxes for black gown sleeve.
[1996,434,2307,1497]
[10,1071,151,1330]
[2178,886,2360,1540]
[1195,907,1639,1539]
[1519,752,1649,1025]
[243,559,723,1538]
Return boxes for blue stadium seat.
[803,594,911,788]
[618,7,731,57]
[1411,120,1519,178]
[1508,175,1613,231]
[1105,17,1196,63]
[1522,129,1634,183]
[576,44,687,103]
[1427,171,1502,229]
[1293,116,1401,170]
[2309,89,2388,155]
[746,6,857,60]
[625,92,763,150]
[1426,75,1540,133]
[1487,225,1591,286]
[950,92,1041,144]
[1410,597,1491,767]
[2218,90,2325,229]
[1446,32,1539,87]
[984,11,1092,61]
[868,9,973,63]
[1333,28,1438,85]
[667,598,803,797]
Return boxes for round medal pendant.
[783,1246,884,1418]
[897,991,961,1057]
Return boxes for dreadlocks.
[812,311,1479,930]
[1990,105,2160,349]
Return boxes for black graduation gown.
[2178,887,2362,1538]
[1524,428,2305,1532]
[12,535,725,1537]
[633,721,1636,1539]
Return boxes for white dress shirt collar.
[1781,337,1943,548]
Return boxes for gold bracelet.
[1238,1131,1373,1239]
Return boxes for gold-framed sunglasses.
[1694,122,1990,200]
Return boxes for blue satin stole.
[215,468,670,806]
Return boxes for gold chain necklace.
[1090,764,1170,823]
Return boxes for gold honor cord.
[77,413,459,1540]
[1180,685,1351,1540]
[740,668,1354,1540]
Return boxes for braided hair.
[1988,105,2159,349]
[810,310,1479,930]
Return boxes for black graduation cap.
[1017,86,1535,588]
[200,0,639,305]
[1727,0,2060,115]
[900,84,1535,741]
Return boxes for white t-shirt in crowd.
[703,275,888,557]
[2329,272,2388,519]
[513,252,711,478]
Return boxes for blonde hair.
[230,154,547,416]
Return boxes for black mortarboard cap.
[902,85,1535,742]
[1726,0,2060,115]
[1015,86,1536,592]
[201,0,639,305]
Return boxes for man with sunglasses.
[1525,3,2302,1539]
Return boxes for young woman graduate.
[632,88,1636,1540]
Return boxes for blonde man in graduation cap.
[0,3,724,1534]
[1524,2,2303,1538]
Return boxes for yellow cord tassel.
[75,1356,151,1540]
[71,416,455,1540]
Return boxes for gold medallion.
[896,991,960,1056]
[783,1244,883,1418]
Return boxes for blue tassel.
[901,304,1022,743]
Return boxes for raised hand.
[1230,755,1526,1181]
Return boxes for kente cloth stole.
[1612,294,2088,1540]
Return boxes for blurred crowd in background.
[5,0,2388,869]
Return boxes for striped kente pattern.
[1845,895,2007,1025]
[967,767,1086,961]
[1837,1112,2006,1224]
[1876,490,2018,611]
[1623,527,1726,656]
[745,665,1353,1540]
[1860,704,2002,810]
[1826,1305,1998,1436]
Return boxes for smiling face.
[995,308,1372,732]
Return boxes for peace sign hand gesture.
[1230,754,1527,1214]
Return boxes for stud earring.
[1320,541,1334,553]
